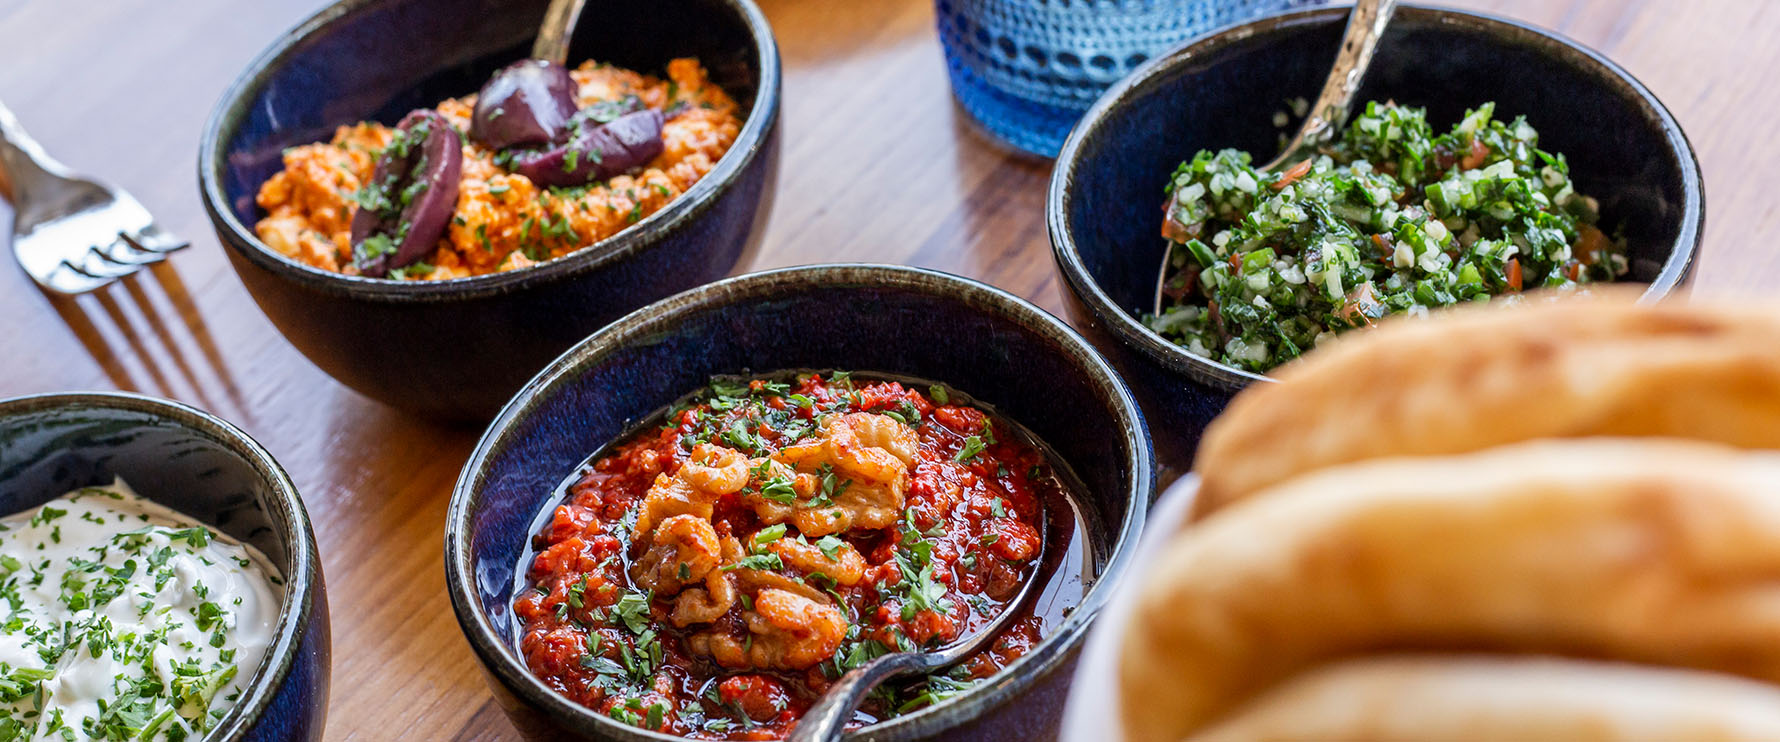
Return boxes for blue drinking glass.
[937,0,1326,157]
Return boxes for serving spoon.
[531,0,588,65]
[787,514,1049,742]
[1151,0,1399,316]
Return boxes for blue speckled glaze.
[446,265,1155,741]
[1048,5,1704,477]
[198,0,782,422]
[0,393,329,742]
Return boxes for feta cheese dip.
[0,479,281,741]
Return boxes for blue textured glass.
[937,0,1326,157]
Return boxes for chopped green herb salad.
[1149,101,1628,372]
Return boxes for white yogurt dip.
[0,479,281,741]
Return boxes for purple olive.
[508,108,665,188]
[577,108,665,176]
[470,60,578,150]
[350,110,462,277]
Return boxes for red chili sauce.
[514,372,1065,738]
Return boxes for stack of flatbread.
[1119,291,1780,742]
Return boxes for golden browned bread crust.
[1188,655,1780,742]
[1119,439,1780,742]
[1193,292,1780,515]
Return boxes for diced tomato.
[930,404,985,434]
[1272,158,1313,190]
[1161,213,1198,243]
[984,518,1041,562]
[1506,258,1523,292]
[1335,283,1381,329]
[905,608,959,646]
[855,381,909,411]
[720,675,790,722]
[542,504,597,544]
[1460,137,1490,169]
[1576,224,1609,264]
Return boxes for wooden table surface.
[0,0,1773,738]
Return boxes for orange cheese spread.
[253,58,742,279]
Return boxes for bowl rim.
[0,391,322,742]
[1047,3,1706,393]
[444,263,1156,741]
[1058,474,1199,742]
[197,0,782,304]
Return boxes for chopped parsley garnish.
[721,553,784,572]
[954,436,987,463]
[611,590,652,634]
[816,535,845,560]
[0,484,274,742]
[752,524,788,547]
[756,474,799,505]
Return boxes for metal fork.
[0,98,188,294]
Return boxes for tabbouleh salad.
[1147,101,1628,373]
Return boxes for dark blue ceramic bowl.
[199,0,781,422]
[445,264,1154,741]
[1048,5,1703,475]
[0,392,329,741]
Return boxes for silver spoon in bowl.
[1151,0,1400,316]
[532,0,588,65]
[787,513,1049,742]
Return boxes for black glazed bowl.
[445,264,1154,741]
[0,392,329,741]
[200,0,782,421]
[1048,5,1704,475]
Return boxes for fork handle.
[0,97,75,204]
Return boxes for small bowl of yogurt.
[0,392,328,741]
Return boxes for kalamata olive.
[508,108,665,188]
[470,59,578,150]
[350,110,462,278]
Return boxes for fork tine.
[119,230,190,255]
[58,253,141,280]
[91,241,163,267]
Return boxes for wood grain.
[0,0,1772,739]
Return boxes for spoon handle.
[788,651,937,742]
[1267,0,1399,169]
[530,0,588,65]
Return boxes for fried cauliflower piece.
[688,588,847,671]
[745,414,915,537]
[629,514,721,595]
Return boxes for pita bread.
[1190,655,1780,742]
[1193,293,1780,514]
[1121,439,1780,742]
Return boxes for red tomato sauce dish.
[513,371,1080,738]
